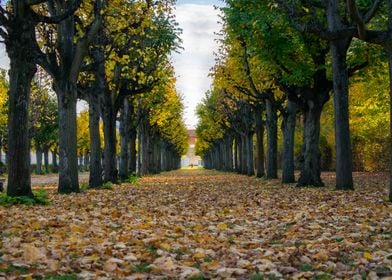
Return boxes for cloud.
[172,3,222,128]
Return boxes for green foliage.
[132,263,151,273]
[188,274,205,280]
[0,264,28,274]
[0,189,49,205]
[80,183,89,192]
[101,182,113,190]
[126,173,139,184]
[299,263,313,272]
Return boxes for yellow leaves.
[70,223,86,234]
[363,252,373,260]
[216,223,228,230]
[193,251,206,260]
[157,242,171,251]
[30,221,41,230]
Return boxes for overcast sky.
[0,0,223,129]
[173,0,223,128]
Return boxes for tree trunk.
[327,1,353,190]
[247,132,254,176]
[138,116,150,176]
[101,93,118,183]
[84,153,89,170]
[6,31,36,196]
[56,85,79,193]
[36,143,42,175]
[240,135,247,174]
[255,105,265,178]
[234,137,239,172]
[119,99,131,180]
[129,126,137,174]
[330,40,354,190]
[266,99,278,179]
[52,151,58,168]
[297,101,324,187]
[282,100,297,183]
[43,145,49,173]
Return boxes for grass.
[0,264,28,274]
[0,189,49,205]
[126,173,139,184]
[188,274,205,280]
[101,182,113,190]
[132,263,151,273]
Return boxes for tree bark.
[129,126,137,174]
[266,99,278,179]
[327,1,354,190]
[330,40,354,190]
[43,145,49,173]
[282,100,297,183]
[247,132,254,176]
[138,115,150,176]
[297,100,324,186]
[234,137,239,172]
[52,151,58,168]
[101,92,118,183]
[35,143,42,175]
[119,99,131,180]
[88,93,103,187]
[240,135,247,174]
[255,105,265,178]
[56,83,79,193]
[6,20,36,196]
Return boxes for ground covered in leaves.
[0,170,391,279]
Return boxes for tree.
[35,0,104,193]
[30,75,58,174]
[272,0,382,189]
[0,0,81,196]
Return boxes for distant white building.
[181,129,202,167]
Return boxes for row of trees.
[195,0,392,201]
[0,0,188,196]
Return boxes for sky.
[0,0,223,129]
[173,0,223,128]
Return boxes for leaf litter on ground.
[0,169,391,279]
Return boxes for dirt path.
[30,172,89,186]
[0,169,390,279]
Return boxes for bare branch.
[347,0,367,40]
[364,0,383,23]
[240,40,260,98]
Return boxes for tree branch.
[364,0,383,23]
[31,0,83,24]
[347,0,367,40]
[70,0,104,82]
